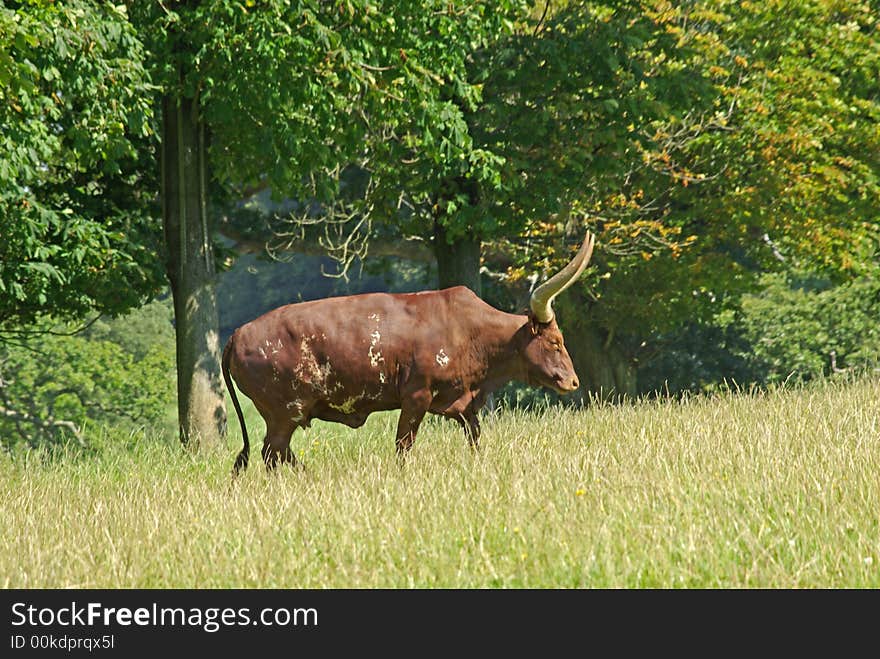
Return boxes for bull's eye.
[552,342,561,352]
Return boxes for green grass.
[2,378,879,588]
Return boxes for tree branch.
[0,403,84,446]
[217,216,435,264]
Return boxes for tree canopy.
[0,1,163,327]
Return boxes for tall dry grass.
[2,378,878,587]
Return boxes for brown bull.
[222,232,595,474]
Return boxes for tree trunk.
[162,95,226,449]
[564,319,637,403]
[433,220,482,297]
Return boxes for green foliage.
[736,273,880,384]
[636,314,756,395]
[353,1,723,246]
[481,1,717,225]
[82,296,176,361]
[698,0,880,276]
[0,300,176,449]
[0,1,164,326]
[638,272,880,394]
[131,0,526,204]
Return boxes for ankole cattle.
[222,232,595,474]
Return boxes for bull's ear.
[527,311,540,336]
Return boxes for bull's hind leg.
[261,420,298,471]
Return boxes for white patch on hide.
[368,329,385,368]
[259,338,283,358]
[286,398,305,423]
[328,396,360,414]
[295,336,334,393]
[367,315,387,386]
[435,348,450,367]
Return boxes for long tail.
[222,334,249,476]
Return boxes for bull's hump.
[436,285,479,301]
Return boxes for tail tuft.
[232,448,249,477]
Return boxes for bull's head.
[519,232,595,394]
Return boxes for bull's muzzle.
[555,376,580,393]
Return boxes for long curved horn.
[530,231,595,323]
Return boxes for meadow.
[2,378,878,588]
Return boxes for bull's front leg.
[395,388,432,459]
[448,392,483,452]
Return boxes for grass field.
[2,378,879,588]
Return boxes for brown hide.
[223,286,581,473]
